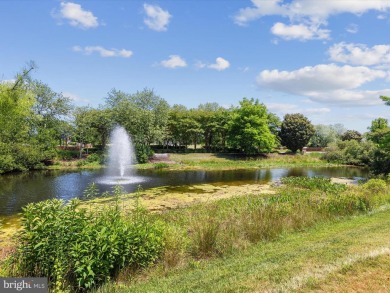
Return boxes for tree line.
[1,65,389,175]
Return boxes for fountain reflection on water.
[98,125,146,185]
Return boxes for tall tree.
[309,124,338,147]
[228,98,275,154]
[366,117,390,144]
[73,107,113,148]
[368,97,390,175]
[107,88,169,146]
[341,130,362,142]
[279,113,315,153]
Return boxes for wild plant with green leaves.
[10,186,164,292]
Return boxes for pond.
[0,167,368,216]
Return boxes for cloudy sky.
[1,0,390,132]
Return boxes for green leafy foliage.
[279,113,315,153]
[322,140,376,166]
[228,98,276,154]
[341,130,363,142]
[12,188,164,292]
[281,176,347,194]
[309,124,341,147]
[0,65,73,174]
[371,148,390,175]
[135,144,154,164]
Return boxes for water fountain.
[98,125,145,185]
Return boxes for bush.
[11,189,164,292]
[135,144,154,164]
[86,153,103,164]
[322,140,376,166]
[363,179,387,193]
[0,142,46,173]
[57,149,80,161]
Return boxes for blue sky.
[1,0,390,132]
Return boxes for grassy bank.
[47,152,332,171]
[138,152,334,171]
[108,206,390,293]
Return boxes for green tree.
[228,98,275,154]
[366,118,390,144]
[279,113,315,153]
[309,124,338,147]
[74,107,113,149]
[370,96,390,175]
[29,80,73,157]
[341,130,362,142]
[380,95,390,106]
[0,63,60,172]
[166,104,188,147]
[106,88,169,162]
[195,103,232,151]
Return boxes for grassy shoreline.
[47,152,338,171]
[110,206,390,293]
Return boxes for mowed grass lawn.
[99,207,390,293]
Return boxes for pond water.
[0,167,368,215]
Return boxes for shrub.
[57,149,80,161]
[135,144,154,164]
[322,140,376,166]
[86,153,102,164]
[363,179,387,194]
[11,189,164,292]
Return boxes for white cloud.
[235,0,390,25]
[0,79,16,84]
[307,89,390,106]
[258,64,385,93]
[271,22,330,41]
[329,42,390,66]
[160,55,187,68]
[56,2,99,29]
[265,103,330,116]
[303,107,331,114]
[195,57,230,71]
[208,57,230,71]
[235,0,390,40]
[257,64,388,106]
[266,103,298,113]
[346,23,359,34]
[143,4,171,32]
[72,46,133,58]
[62,92,90,104]
[195,61,207,69]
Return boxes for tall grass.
[158,177,390,265]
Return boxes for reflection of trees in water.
[0,171,60,216]
[310,167,368,179]
[287,168,308,177]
